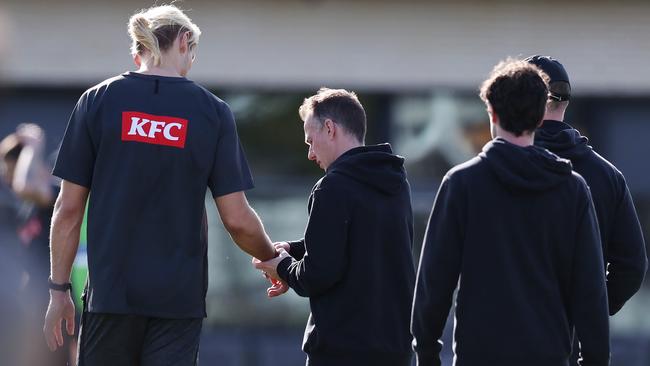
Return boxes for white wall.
[1,0,649,94]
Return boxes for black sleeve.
[411,176,464,366]
[605,177,648,315]
[572,186,610,366]
[208,103,254,198]
[52,92,96,188]
[276,182,349,297]
[287,239,306,260]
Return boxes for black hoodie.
[412,138,609,366]
[277,144,415,366]
[536,120,648,315]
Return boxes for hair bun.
[127,5,201,67]
[131,14,150,30]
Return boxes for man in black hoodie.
[411,59,610,366]
[527,55,647,316]
[254,88,415,366]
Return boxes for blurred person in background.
[528,55,648,364]
[0,131,27,365]
[43,4,283,365]
[0,123,75,365]
[528,55,648,315]
[411,59,610,366]
[0,15,22,363]
[255,88,416,366]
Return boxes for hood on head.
[535,120,592,160]
[327,143,407,195]
[479,138,573,191]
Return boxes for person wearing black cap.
[411,58,609,366]
[526,55,648,316]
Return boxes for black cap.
[524,55,571,101]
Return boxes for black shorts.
[77,310,202,366]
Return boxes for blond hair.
[128,4,201,66]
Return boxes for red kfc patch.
[121,111,188,148]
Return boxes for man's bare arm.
[44,180,88,351]
[50,180,88,283]
[215,191,276,261]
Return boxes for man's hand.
[265,243,291,297]
[254,248,290,281]
[274,241,290,253]
[43,291,76,351]
[253,248,291,297]
[267,277,289,298]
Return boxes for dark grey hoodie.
[412,138,610,366]
[278,143,415,366]
[536,120,648,315]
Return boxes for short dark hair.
[299,88,367,142]
[479,59,549,136]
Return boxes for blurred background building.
[0,0,649,365]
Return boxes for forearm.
[411,262,455,365]
[411,296,446,364]
[287,239,306,260]
[606,190,648,314]
[275,227,346,297]
[226,207,275,261]
[277,257,311,297]
[276,239,348,298]
[573,204,610,364]
[216,191,276,261]
[412,179,463,363]
[50,204,84,283]
[607,259,647,315]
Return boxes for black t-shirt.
[53,72,254,318]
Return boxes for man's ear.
[324,119,336,139]
[179,31,191,54]
[488,107,499,127]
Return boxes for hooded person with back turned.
[411,59,610,366]
[527,55,647,316]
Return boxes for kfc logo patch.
[121,111,188,148]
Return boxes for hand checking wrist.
[253,248,290,281]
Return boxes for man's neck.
[542,109,565,123]
[495,126,534,147]
[333,139,364,162]
[137,61,182,78]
